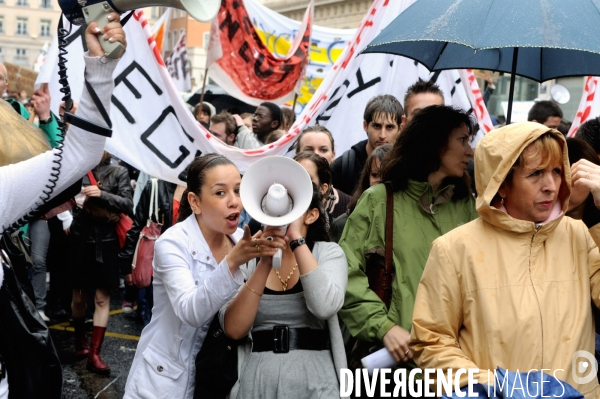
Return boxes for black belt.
[252,326,330,353]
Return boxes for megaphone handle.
[272,248,283,270]
[82,2,124,60]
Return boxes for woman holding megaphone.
[124,154,285,399]
[218,183,348,399]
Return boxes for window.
[203,32,210,48]
[0,17,4,34]
[173,30,178,46]
[40,0,52,8]
[0,48,4,63]
[16,18,28,35]
[40,19,51,37]
[14,48,28,65]
[16,0,28,6]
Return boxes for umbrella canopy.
[363,0,600,122]
[187,84,257,115]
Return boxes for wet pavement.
[49,294,144,399]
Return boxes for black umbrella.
[363,0,600,123]
[187,85,256,115]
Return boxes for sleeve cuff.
[376,319,396,341]
[224,256,244,285]
[56,210,73,230]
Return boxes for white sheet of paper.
[361,347,399,374]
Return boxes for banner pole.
[292,92,299,113]
[199,67,208,105]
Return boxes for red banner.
[207,0,313,104]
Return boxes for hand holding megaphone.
[85,12,126,59]
[225,226,286,271]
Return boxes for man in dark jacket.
[332,95,403,195]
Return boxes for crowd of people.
[5,15,600,399]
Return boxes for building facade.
[0,0,60,68]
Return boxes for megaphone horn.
[240,156,314,269]
[59,0,221,58]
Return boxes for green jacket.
[338,180,478,342]
[8,98,62,148]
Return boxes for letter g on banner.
[572,350,598,384]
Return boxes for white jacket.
[124,215,244,399]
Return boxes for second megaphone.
[240,156,314,269]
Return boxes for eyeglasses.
[253,113,271,121]
[0,76,7,83]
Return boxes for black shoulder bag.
[194,314,249,399]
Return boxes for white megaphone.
[59,0,220,59]
[240,156,314,269]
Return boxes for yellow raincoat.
[410,122,600,398]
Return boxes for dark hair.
[210,111,237,137]
[379,105,475,199]
[259,102,283,127]
[364,94,404,126]
[194,102,212,119]
[527,100,563,123]
[349,144,392,214]
[575,117,600,154]
[567,137,600,166]
[265,129,285,144]
[293,151,333,189]
[296,125,335,154]
[404,79,444,113]
[566,137,600,228]
[305,182,331,248]
[281,107,296,131]
[557,120,571,137]
[177,154,235,222]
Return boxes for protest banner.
[5,63,38,96]
[568,76,600,137]
[36,2,491,184]
[165,32,192,92]
[244,0,355,114]
[206,0,313,105]
[37,11,292,184]
[287,0,493,157]
[151,8,171,56]
[33,42,50,73]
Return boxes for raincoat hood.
[475,121,571,233]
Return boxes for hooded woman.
[410,122,600,398]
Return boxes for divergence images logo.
[572,350,598,384]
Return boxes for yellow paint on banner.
[255,28,343,109]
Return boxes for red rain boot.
[73,317,89,357]
[87,326,110,375]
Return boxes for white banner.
[33,42,49,73]
[37,12,290,184]
[207,0,313,106]
[165,32,191,92]
[36,3,492,185]
[568,76,600,137]
[288,0,493,158]
[244,0,355,115]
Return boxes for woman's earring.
[500,197,505,205]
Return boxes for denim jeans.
[29,219,50,310]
